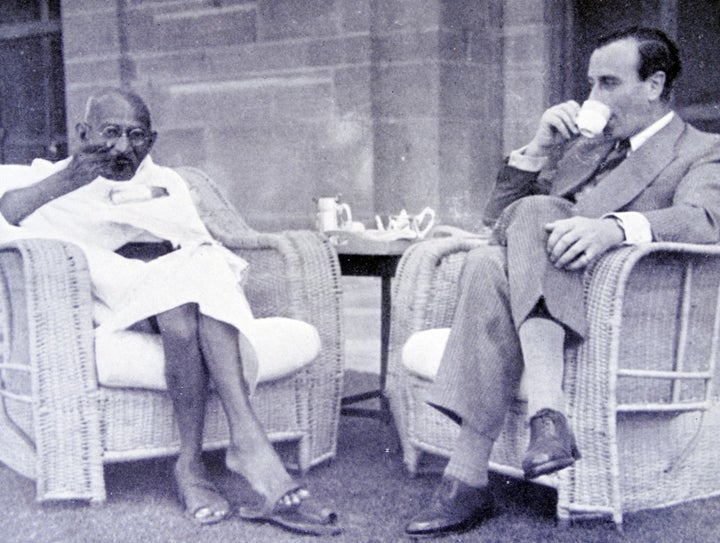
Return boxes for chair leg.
[403,445,421,475]
[297,433,311,476]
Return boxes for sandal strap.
[241,484,305,518]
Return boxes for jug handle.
[338,203,352,226]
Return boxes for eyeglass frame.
[81,123,154,147]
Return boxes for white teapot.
[315,196,352,232]
[375,207,436,239]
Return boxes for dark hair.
[597,27,681,101]
[84,88,153,129]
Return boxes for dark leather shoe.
[522,408,581,479]
[405,476,494,538]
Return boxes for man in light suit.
[405,27,720,538]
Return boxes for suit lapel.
[574,116,685,217]
[550,137,615,197]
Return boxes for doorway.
[0,0,67,164]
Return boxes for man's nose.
[588,84,603,102]
[110,133,130,153]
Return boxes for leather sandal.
[175,474,231,525]
[238,486,342,536]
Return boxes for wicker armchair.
[0,166,344,503]
[387,234,720,527]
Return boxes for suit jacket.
[484,115,720,244]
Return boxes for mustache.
[108,153,138,167]
[78,145,137,165]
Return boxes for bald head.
[84,88,153,130]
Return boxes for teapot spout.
[375,215,386,231]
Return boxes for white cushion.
[96,317,321,390]
[402,328,451,381]
[402,327,528,400]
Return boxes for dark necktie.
[570,138,631,203]
[593,138,631,179]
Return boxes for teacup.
[576,100,611,138]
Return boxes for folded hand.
[543,216,624,270]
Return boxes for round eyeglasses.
[99,125,150,147]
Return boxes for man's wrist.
[508,146,548,172]
[604,216,627,244]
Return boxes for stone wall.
[60,0,562,231]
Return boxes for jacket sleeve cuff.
[507,146,548,172]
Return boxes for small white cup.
[576,100,611,138]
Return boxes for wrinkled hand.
[525,100,581,157]
[544,216,625,271]
[63,144,111,189]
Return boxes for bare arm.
[0,145,110,225]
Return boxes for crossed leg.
[157,303,229,524]
[156,304,337,534]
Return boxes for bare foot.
[174,463,231,525]
[238,486,341,536]
[225,444,297,508]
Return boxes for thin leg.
[196,313,298,504]
[156,304,230,524]
[157,306,207,468]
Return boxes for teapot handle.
[415,207,436,238]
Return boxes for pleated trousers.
[427,195,585,438]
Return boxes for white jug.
[315,196,352,232]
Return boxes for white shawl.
[0,156,261,388]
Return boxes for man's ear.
[646,71,666,101]
[75,122,91,141]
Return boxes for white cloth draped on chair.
[0,156,320,390]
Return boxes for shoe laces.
[531,409,561,437]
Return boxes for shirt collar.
[628,111,674,152]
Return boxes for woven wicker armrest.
[221,230,342,323]
[582,242,720,413]
[0,238,103,500]
[222,229,345,430]
[388,236,488,381]
[558,242,720,521]
[391,236,489,340]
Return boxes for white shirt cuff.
[605,212,652,244]
[507,147,548,172]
